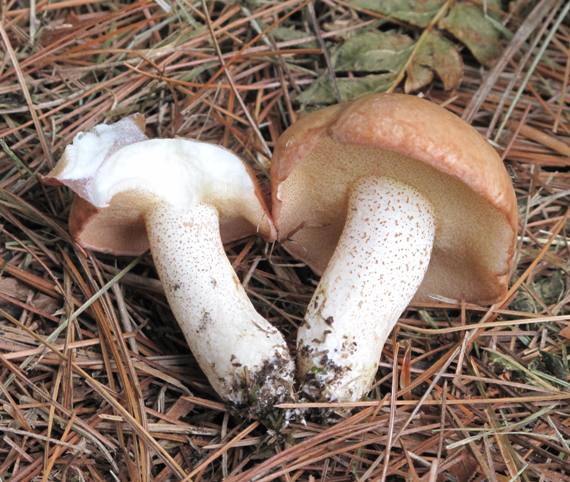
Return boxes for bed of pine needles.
[0,1,569,481]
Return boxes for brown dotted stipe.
[145,202,294,417]
[298,177,435,402]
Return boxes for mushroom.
[271,93,517,402]
[46,116,294,416]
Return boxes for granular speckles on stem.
[197,311,211,333]
[297,177,436,402]
[145,203,295,418]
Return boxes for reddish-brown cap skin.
[272,93,518,304]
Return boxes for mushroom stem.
[297,177,435,401]
[145,202,294,416]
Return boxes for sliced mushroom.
[271,93,518,402]
[46,116,294,417]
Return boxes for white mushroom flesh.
[146,203,294,412]
[58,116,147,180]
[67,138,266,230]
[297,177,435,401]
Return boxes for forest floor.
[0,1,569,481]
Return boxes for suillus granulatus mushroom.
[271,93,517,402]
[45,115,294,417]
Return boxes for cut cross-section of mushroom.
[46,116,294,417]
[271,93,518,402]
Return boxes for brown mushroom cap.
[271,93,518,304]
[45,116,275,256]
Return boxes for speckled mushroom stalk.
[145,203,294,414]
[298,177,435,401]
[46,118,294,417]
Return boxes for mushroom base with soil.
[297,177,435,402]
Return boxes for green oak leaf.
[439,3,503,66]
[334,30,413,73]
[297,73,395,105]
[405,31,463,92]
